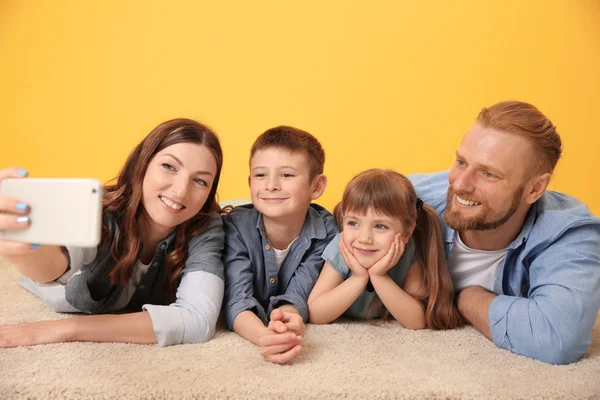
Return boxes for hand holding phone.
[0,170,103,248]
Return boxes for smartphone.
[0,178,103,247]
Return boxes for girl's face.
[141,142,217,236]
[342,207,408,268]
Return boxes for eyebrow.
[455,151,504,175]
[251,165,300,171]
[163,154,214,176]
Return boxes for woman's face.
[141,142,217,236]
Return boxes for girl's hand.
[369,233,405,277]
[339,232,369,278]
[0,167,38,258]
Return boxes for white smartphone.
[0,178,103,247]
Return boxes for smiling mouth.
[160,196,185,210]
[456,195,481,207]
[261,198,288,201]
[354,248,378,254]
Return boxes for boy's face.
[249,147,321,221]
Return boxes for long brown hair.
[333,169,462,330]
[102,118,223,300]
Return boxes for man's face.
[445,124,532,231]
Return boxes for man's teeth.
[160,196,183,210]
[456,195,481,206]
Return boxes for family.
[0,100,598,366]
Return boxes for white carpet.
[1,262,599,399]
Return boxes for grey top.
[321,233,416,319]
[22,211,225,347]
[223,203,339,329]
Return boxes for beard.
[444,186,523,231]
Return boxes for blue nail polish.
[17,168,28,177]
[16,203,27,211]
[16,216,29,224]
[30,243,40,249]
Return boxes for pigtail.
[413,204,463,330]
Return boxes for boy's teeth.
[160,196,183,210]
[456,195,481,206]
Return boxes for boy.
[223,126,338,364]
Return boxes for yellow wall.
[1,1,599,214]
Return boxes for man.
[411,101,600,364]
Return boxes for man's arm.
[487,225,600,364]
[457,286,496,340]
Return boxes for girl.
[0,118,225,347]
[308,169,462,330]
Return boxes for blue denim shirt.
[223,203,339,330]
[410,170,600,364]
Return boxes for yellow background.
[1,1,599,214]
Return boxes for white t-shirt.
[273,238,298,273]
[447,232,508,292]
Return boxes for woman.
[0,118,225,347]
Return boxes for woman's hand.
[339,232,369,278]
[0,167,38,258]
[0,319,73,348]
[368,233,405,277]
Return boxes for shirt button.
[265,245,271,251]
[269,277,276,284]
[160,243,167,250]
[139,285,145,290]
[153,262,159,267]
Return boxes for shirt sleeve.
[321,233,351,279]
[269,229,338,322]
[488,224,600,364]
[222,214,267,330]
[142,212,225,346]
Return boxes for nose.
[357,226,373,244]
[265,175,280,191]
[451,168,476,194]
[170,176,189,199]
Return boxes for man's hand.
[369,233,405,277]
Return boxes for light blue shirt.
[410,170,600,364]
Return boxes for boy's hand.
[369,233,405,277]
[339,232,369,277]
[270,308,306,337]
[258,328,303,364]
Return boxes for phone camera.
[92,188,97,193]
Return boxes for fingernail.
[30,243,40,249]
[16,216,29,224]
[16,203,27,211]
[17,169,28,177]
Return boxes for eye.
[483,171,498,180]
[456,159,466,168]
[374,224,388,230]
[194,178,209,187]
[346,220,358,228]
[162,163,176,171]
[281,173,295,178]
[253,173,266,178]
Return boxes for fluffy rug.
[0,262,598,399]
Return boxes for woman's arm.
[307,263,368,324]
[0,312,156,348]
[370,261,426,329]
